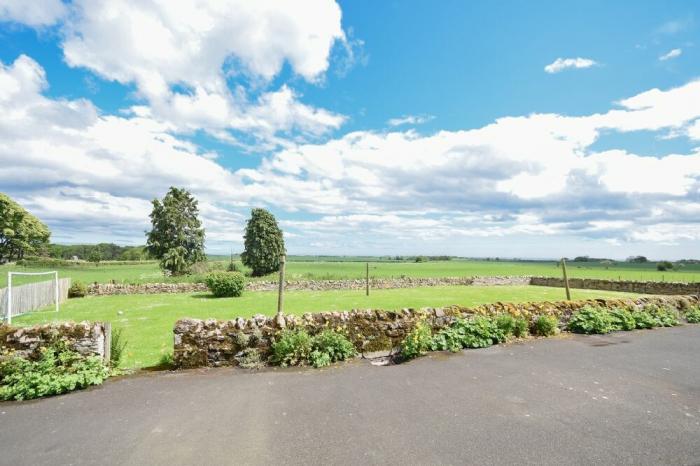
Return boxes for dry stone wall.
[530,277,700,296]
[173,295,697,368]
[0,321,107,360]
[88,276,530,296]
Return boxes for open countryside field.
[2,258,700,287]
[14,285,648,369]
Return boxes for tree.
[657,261,673,271]
[88,249,102,266]
[0,193,50,263]
[241,208,285,276]
[626,256,648,263]
[146,187,205,275]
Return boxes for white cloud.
[659,48,682,61]
[2,55,700,255]
[544,57,598,74]
[387,115,434,127]
[58,0,348,141]
[0,0,66,26]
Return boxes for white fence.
[0,278,71,321]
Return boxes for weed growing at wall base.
[0,342,108,401]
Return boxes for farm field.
[14,285,645,369]
[2,258,699,287]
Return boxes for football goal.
[3,271,61,325]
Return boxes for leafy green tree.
[146,187,205,275]
[88,249,102,266]
[0,193,50,262]
[241,208,285,276]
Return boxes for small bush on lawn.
[271,329,356,368]
[645,304,679,327]
[204,272,245,297]
[400,320,433,359]
[609,308,636,331]
[685,307,700,324]
[567,306,615,334]
[0,342,108,401]
[430,316,505,352]
[67,281,87,298]
[533,315,558,336]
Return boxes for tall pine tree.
[146,187,205,275]
[241,208,285,276]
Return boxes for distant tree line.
[48,243,149,261]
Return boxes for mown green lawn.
[14,285,643,369]
[2,259,699,288]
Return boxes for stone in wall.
[0,321,106,360]
[172,295,697,368]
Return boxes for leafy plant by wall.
[0,342,108,401]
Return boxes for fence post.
[6,272,11,325]
[366,262,369,296]
[276,255,286,327]
[103,322,112,364]
[561,258,571,300]
[54,272,59,313]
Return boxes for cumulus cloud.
[544,57,598,73]
[0,0,66,26]
[4,0,350,144]
[659,48,682,61]
[2,55,700,254]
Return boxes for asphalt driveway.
[1,326,699,465]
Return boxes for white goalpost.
[5,271,60,325]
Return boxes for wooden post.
[103,322,112,364]
[561,258,571,300]
[366,262,369,296]
[276,254,285,326]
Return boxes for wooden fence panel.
[0,278,71,319]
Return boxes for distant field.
[13,285,642,369]
[1,259,699,287]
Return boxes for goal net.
[3,271,61,325]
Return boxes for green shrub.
[110,328,127,368]
[609,308,636,331]
[532,315,558,336]
[631,310,657,329]
[227,261,241,272]
[400,320,433,359]
[309,330,356,368]
[235,348,264,369]
[430,316,505,352]
[513,317,529,338]
[495,314,516,337]
[271,329,313,366]
[67,281,87,298]
[0,342,108,401]
[645,304,679,327]
[567,306,615,334]
[685,307,700,324]
[270,329,355,368]
[204,271,245,297]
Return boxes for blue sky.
[1,0,699,259]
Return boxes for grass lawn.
[2,259,699,287]
[13,285,644,369]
